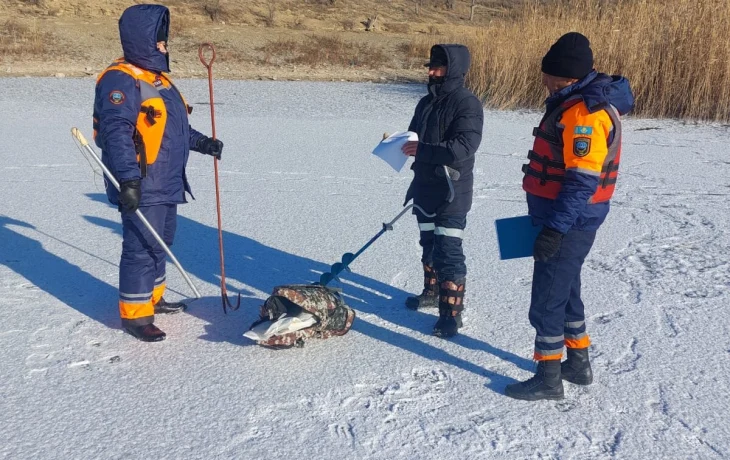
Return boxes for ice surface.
[0,77,728,459]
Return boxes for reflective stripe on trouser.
[119,204,177,327]
[529,228,596,360]
[417,213,467,282]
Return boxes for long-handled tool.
[71,127,202,299]
[319,164,459,286]
[199,42,241,314]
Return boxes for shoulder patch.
[109,90,125,105]
[574,126,593,135]
[573,137,591,157]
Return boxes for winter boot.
[154,297,187,314]
[504,360,564,401]
[405,264,439,310]
[124,323,167,342]
[561,347,593,385]
[432,279,465,338]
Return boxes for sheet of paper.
[372,131,418,172]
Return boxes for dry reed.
[408,0,730,121]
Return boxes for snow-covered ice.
[1,78,729,459]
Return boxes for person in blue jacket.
[505,32,634,400]
[93,4,223,342]
[401,44,483,338]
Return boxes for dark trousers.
[118,204,177,327]
[529,228,596,360]
[417,213,467,282]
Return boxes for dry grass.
[0,19,53,57]
[169,14,201,40]
[4,0,730,120]
[397,38,433,69]
[386,23,410,34]
[257,35,389,68]
[458,0,730,121]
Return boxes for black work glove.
[533,227,564,262]
[196,136,224,160]
[118,179,141,213]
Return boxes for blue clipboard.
[495,216,542,260]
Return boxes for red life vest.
[522,96,622,204]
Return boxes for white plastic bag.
[243,311,318,341]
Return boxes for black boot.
[433,311,463,338]
[154,297,187,314]
[406,264,439,310]
[124,323,167,342]
[561,347,593,385]
[505,360,564,401]
[432,279,465,338]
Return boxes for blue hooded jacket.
[406,44,484,215]
[527,71,635,233]
[94,4,206,207]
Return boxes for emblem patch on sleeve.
[573,137,591,157]
[109,90,125,105]
[574,126,593,135]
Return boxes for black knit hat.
[541,32,593,79]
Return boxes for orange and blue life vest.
[523,95,622,203]
[522,72,634,234]
[93,59,205,207]
[94,59,192,174]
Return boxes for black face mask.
[157,16,169,54]
[429,75,446,85]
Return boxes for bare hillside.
[0,0,510,80]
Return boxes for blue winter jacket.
[406,44,484,215]
[527,71,635,233]
[93,4,206,207]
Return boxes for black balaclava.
[426,46,449,86]
[157,14,170,69]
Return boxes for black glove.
[118,179,141,213]
[533,227,564,262]
[196,136,224,159]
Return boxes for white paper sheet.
[372,131,418,172]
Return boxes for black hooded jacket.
[406,44,484,215]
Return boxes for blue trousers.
[119,204,177,327]
[529,228,596,360]
[416,213,467,282]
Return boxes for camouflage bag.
[245,284,356,348]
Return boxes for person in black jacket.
[401,44,483,338]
